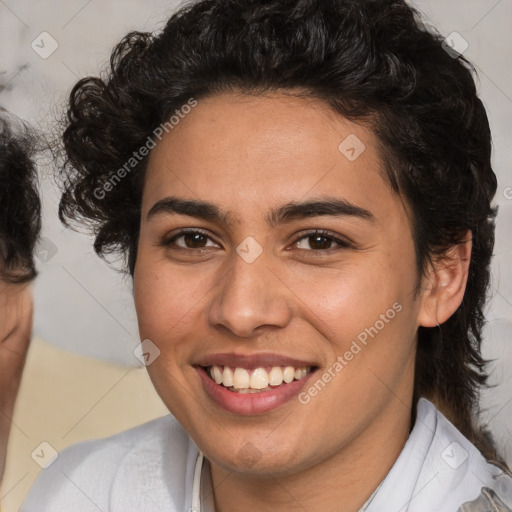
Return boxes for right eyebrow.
[147,197,232,225]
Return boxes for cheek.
[290,265,418,415]
[283,254,419,382]
[133,252,209,351]
[133,258,199,407]
[288,262,403,336]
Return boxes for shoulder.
[21,415,191,512]
[457,487,512,512]
[418,398,512,511]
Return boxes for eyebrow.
[147,196,375,226]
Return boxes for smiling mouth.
[203,364,314,393]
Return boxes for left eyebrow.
[146,196,375,226]
[266,198,375,227]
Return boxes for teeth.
[208,364,311,391]
[294,368,307,380]
[233,368,250,389]
[283,366,295,384]
[268,367,284,386]
[212,365,223,384]
[222,366,233,387]
[250,368,269,389]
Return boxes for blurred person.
[0,108,41,487]
[22,1,512,510]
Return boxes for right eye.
[161,229,220,250]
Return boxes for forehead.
[142,92,399,223]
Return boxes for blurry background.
[0,0,511,509]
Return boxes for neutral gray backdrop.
[1,0,511,462]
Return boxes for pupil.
[185,233,206,248]
[310,235,331,250]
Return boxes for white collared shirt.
[21,398,512,511]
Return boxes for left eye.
[294,233,349,251]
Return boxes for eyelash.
[161,228,352,253]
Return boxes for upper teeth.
[208,365,310,390]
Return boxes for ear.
[417,231,472,327]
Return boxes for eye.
[293,230,351,251]
[163,229,220,250]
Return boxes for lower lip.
[196,367,316,415]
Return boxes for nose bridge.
[208,248,291,337]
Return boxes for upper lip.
[195,352,318,370]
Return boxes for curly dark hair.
[0,108,41,284]
[58,0,501,463]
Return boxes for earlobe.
[417,231,472,328]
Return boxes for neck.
[209,395,413,512]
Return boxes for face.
[0,279,33,481]
[134,93,428,476]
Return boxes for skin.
[134,92,470,512]
[0,280,33,485]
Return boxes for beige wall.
[0,336,168,511]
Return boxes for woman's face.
[0,280,33,481]
[0,282,32,397]
[134,93,430,475]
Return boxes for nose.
[208,251,292,338]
